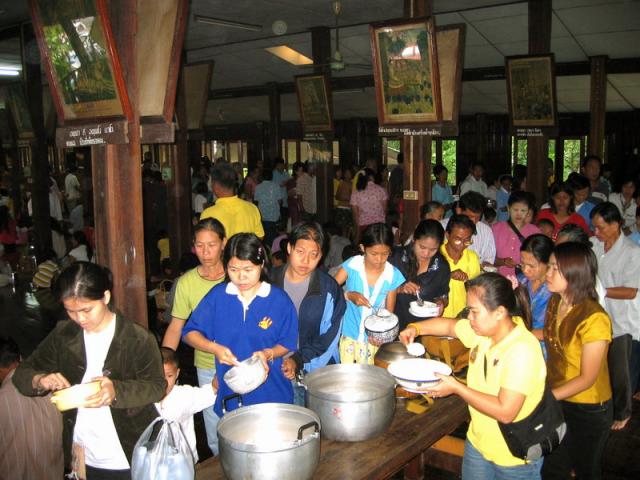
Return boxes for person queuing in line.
[567,173,596,232]
[271,157,291,224]
[254,167,284,248]
[334,166,355,241]
[518,234,554,357]
[432,165,455,218]
[350,168,388,244]
[590,202,640,431]
[270,222,346,405]
[581,154,610,204]
[608,179,637,234]
[67,230,92,263]
[0,337,64,479]
[13,262,166,480]
[495,174,513,223]
[421,201,446,221]
[441,215,481,318]
[536,182,590,240]
[333,223,405,364]
[442,191,496,266]
[459,160,488,198]
[154,347,217,463]
[391,219,450,330]
[492,191,541,278]
[162,218,226,456]
[541,242,613,480]
[200,162,264,240]
[399,273,547,479]
[182,233,298,415]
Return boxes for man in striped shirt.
[0,337,63,479]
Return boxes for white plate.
[388,358,452,386]
[409,306,439,318]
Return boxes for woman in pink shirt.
[492,191,540,277]
[350,168,388,241]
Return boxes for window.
[282,139,339,166]
[511,137,528,167]
[562,138,584,181]
[440,139,457,182]
[383,137,457,184]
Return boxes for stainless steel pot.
[217,395,321,480]
[303,364,396,442]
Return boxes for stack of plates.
[409,300,439,318]
[387,358,452,393]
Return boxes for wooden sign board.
[56,120,128,147]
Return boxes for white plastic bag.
[131,417,195,480]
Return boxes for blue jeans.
[462,439,542,480]
[197,367,220,456]
[292,382,306,406]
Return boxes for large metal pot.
[303,364,395,442]
[217,396,321,480]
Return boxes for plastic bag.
[131,417,195,480]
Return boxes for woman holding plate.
[390,219,450,330]
[399,273,547,479]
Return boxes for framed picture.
[29,0,131,123]
[506,54,557,129]
[295,74,333,134]
[436,24,465,135]
[370,16,442,126]
[4,84,35,140]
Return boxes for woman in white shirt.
[608,179,637,233]
[68,231,92,263]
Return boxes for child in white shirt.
[155,347,217,463]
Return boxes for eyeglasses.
[451,237,473,246]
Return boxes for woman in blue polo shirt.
[182,233,298,415]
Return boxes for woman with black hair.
[536,182,590,239]
[399,273,547,478]
[13,262,165,479]
[391,219,450,330]
[350,168,388,242]
[182,233,298,415]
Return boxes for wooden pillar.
[22,25,52,257]
[526,0,551,206]
[588,56,607,158]
[168,75,192,272]
[401,0,433,241]
[92,0,147,326]
[267,82,281,162]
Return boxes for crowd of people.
[1,151,639,480]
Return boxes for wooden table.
[196,395,469,480]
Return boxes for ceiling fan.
[302,1,371,72]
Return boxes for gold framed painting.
[370,16,442,126]
[29,0,132,123]
[506,54,557,128]
[295,74,334,134]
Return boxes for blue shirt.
[272,169,291,208]
[182,282,298,416]
[340,255,405,342]
[577,201,596,231]
[432,183,454,218]
[254,180,282,222]
[519,274,552,358]
[496,188,510,222]
[629,231,640,246]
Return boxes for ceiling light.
[195,15,262,32]
[0,68,20,76]
[265,46,313,66]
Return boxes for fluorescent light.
[195,15,262,32]
[0,68,20,76]
[265,45,313,66]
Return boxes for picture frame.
[506,54,558,129]
[436,24,466,136]
[294,74,334,134]
[4,84,35,140]
[370,16,442,127]
[29,0,132,124]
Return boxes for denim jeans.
[462,439,542,480]
[541,400,612,480]
[197,367,220,456]
[292,381,306,406]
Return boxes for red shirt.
[536,209,590,239]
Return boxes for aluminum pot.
[217,395,321,480]
[374,341,419,399]
[303,364,395,442]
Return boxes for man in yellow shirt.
[441,214,481,317]
[200,163,264,239]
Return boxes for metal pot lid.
[304,364,396,402]
[217,403,321,453]
[374,341,413,365]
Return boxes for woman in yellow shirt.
[399,273,547,479]
[541,242,612,480]
[441,214,481,317]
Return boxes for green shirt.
[172,267,224,369]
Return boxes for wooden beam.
[267,82,281,161]
[588,56,607,158]
[526,0,551,207]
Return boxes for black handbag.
[498,381,567,461]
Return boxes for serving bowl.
[50,380,101,412]
[364,310,399,346]
[409,301,439,318]
[387,358,452,393]
[224,355,267,394]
